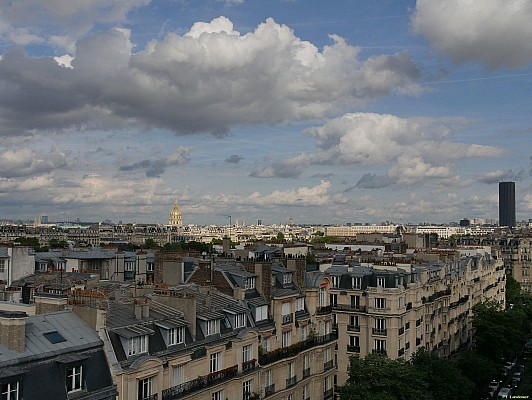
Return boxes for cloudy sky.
[1,0,531,225]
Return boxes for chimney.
[142,302,149,318]
[134,302,142,319]
[0,311,27,352]
[34,293,68,314]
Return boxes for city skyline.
[1,1,531,225]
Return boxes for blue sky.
[0,0,531,225]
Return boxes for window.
[319,287,327,307]
[265,370,272,387]
[287,362,294,378]
[375,298,386,309]
[173,364,184,386]
[243,379,252,400]
[331,276,339,287]
[0,259,5,273]
[235,313,246,328]
[303,354,310,371]
[206,319,220,336]
[374,339,386,352]
[125,262,135,271]
[244,277,255,289]
[262,337,271,352]
[168,326,185,346]
[377,277,386,287]
[350,295,360,309]
[128,335,148,356]
[242,344,252,363]
[352,277,361,289]
[324,348,331,363]
[300,326,307,341]
[138,377,153,400]
[303,384,309,399]
[283,273,292,284]
[254,305,268,321]
[210,352,221,373]
[282,302,291,316]
[375,318,386,331]
[350,336,360,346]
[330,294,337,306]
[147,262,154,272]
[295,297,305,312]
[212,390,223,400]
[324,321,331,335]
[349,315,359,327]
[282,331,291,348]
[1,381,19,400]
[67,365,83,393]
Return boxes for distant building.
[168,199,183,227]
[499,181,516,227]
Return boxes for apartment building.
[500,235,532,293]
[326,249,505,385]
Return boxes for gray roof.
[0,310,102,368]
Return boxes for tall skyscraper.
[499,181,516,227]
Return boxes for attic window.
[243,277,255,289]
[283,273,292,284]
[44,331,67,344]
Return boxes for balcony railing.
[372,328,387,336]
[323,360,334,371]
[316,305,332,315]
[282,314,293,324]
[144,395,158,400]
[302,368,311,378]
[324,388,334,399]
[372,349,387,356]
[162,365,238,400]
[264,384,275,397]
[286,376,297,388]
[259,332,338,365]
[332,304,366,312]
[347,324,360,332]
[347,345,360,353]
[242,358,257,372]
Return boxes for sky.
[0,0,531,226]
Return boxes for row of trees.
[340,276,532,399]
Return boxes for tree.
[143,238,159,249]
[14,237,42,251]
[454,351,496,400]
[339,354,431,400]
[411,350,474,400]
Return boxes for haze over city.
[1,0,531,225]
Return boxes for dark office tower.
[499,181,516,227]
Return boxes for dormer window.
[283,273,292,284]
[128,335,148,356]
[331,276,339,287]
[243,277,255,289]
[66,365,83,393]
[235,313,246,328]
[254,305,268,321]
[125,262,135,271]
[168,326,185,346]
[352,277,362,289]
[1,381,20,400]
[206,319,220,336]
[377,277,386,288]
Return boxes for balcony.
[347,325,360,332]
[264,384,275,397]
[347,345,360,353]
[144,395,158,400]
[372,328,387,336]
[324,388,334,399]
[372,349,387,356]
[324,360,334,371]
[282,314,293,324]
[316,305,332,315]
[302,368,311,378]
[286,376,297,388]
[259,332,338,366]
[242,358,257,372]
[162,365,238,400]
[332,304,366,312]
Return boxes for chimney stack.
[0,311,28,352]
